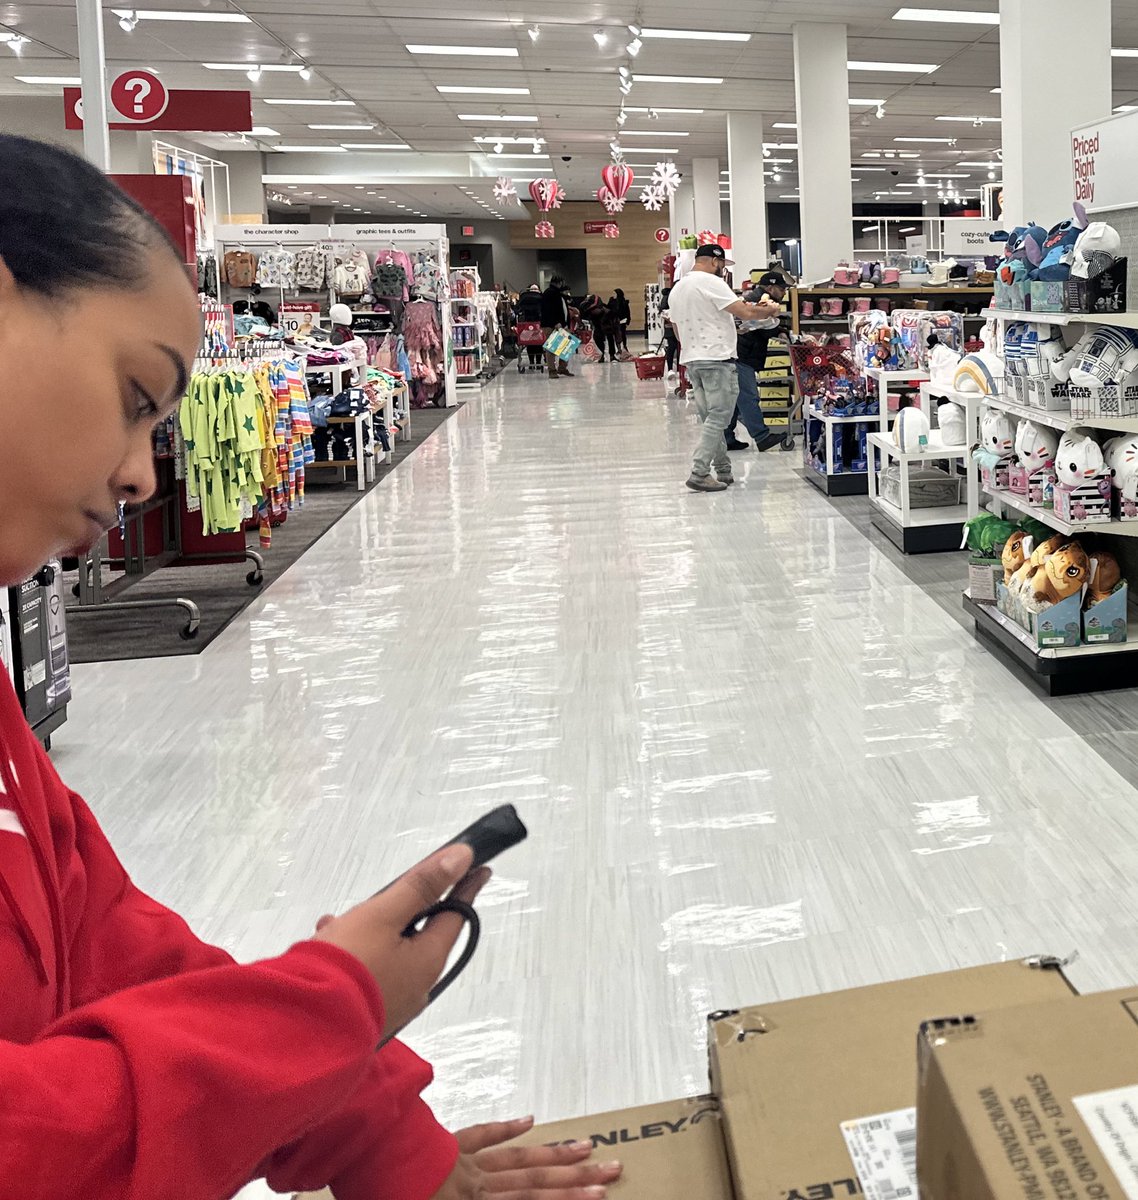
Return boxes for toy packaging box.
[1007,463,1056,508]
[1053,476,1111,523]
[1069,375,1138,420]
[997,582,1083,648]
[1024,376,1071,412]
[1115,486,1138,521]
[849,309,905,372]
[1084,580,1129,644]
[980,461,1012,492]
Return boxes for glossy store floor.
[53,363,1138,1181]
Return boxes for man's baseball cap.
[755,270,788,289]
[695,244,735,266]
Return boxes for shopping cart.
[515,320,546,374]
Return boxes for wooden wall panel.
[510,201,669,320]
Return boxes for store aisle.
[56,362,1138,1132]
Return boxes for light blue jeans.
[685,360,737,479]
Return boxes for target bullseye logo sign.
[110,70,169,122]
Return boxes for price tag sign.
[279,301,322,336]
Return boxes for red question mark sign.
[110,70,169,123]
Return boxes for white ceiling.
[3,0,1138,216]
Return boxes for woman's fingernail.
[601,1161,621,1173]
[585,1188,606,1199]
[441,846,471,872]
[570,1139,593,1151]
[515,1115,535,1127]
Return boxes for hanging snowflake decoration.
[602,194,625,215]
[650,161,683,199]
[640,184,666,212]
[493,175,518,204]
[548,182,567,210]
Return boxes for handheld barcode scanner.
[379,804,528,1046]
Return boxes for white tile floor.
[54,362,1138,1147]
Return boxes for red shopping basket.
[516,320,545,347]
[634,354,666,380]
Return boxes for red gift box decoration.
[603,223,620,239]
[535,220,555,238]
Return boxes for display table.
[867,432,970,553]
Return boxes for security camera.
[562,154,572,162]
[890,169,899,176]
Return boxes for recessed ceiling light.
[265,98,355,106]
[1113,49,1138,57]
[458,114,539,122]
[407,44,518,56]
[249,126,280,137]
[298,66,312,81]
[632,74,724,84]
[15,75,81,84]
[772,123,797,130]
[437,85,531,94]
[204,62,304,72]
[848,60,939,73]
[271,145,349,152]
[935,115,1000,123]
[891,8,999,24]
[110,7,250,20]
[308,123,375,130]
[640,28,751,41]
[339,143,410,149]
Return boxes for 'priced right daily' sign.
[1071,109,1138,211]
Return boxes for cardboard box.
[1054,477,1112,523]
[513,1096,735,1199]
[295,1097,734,1200]
[918,987,1138,1200]
[708,960,1075,1200]
[997,582,1083,649]
[1084,580,1129,644]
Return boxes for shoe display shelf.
[790,286,994,338]
[962,305,1138,692]
[867,384,981,554]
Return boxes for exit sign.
[462,225,475,236]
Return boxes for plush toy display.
[1027,541,1092,607]
[980,407,1018,458]
[1057,326,1138,387]
[1014,420,1060,474]
[1008,533,1068,596]
[1086,549,1123,605]
[894,405,931,452]
[927,336,961,394]
[1055,428,1105,486]
[1105,434,1138,501]
[1002,529,1032,584]
[1072,222,1123,280]
[954,347,1005,396]
[1030,205,1089,283]
[937,400,967,447]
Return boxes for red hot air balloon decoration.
[529,178,561,235]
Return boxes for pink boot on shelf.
[821,298,845,317]
[852,297,871,313]
[800,300,815,317]
[833,265,856,286]
[882,266,901,286]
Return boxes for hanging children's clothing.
[402,300,443,407]
[222,250,257,289]
[294,245,330,291]
[255,247,297,290]
[412,253,444,300]
[335,247,372,295]
[372,248,415,301]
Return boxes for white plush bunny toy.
[1105,434,1138,501]
[1015,420,1060,473]
[980,407,1018,458]
[1055,427,1105,486]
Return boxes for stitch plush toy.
[1027,540,1091,606]
[1055,428,1105,486]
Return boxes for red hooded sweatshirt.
[0,670,459,1199]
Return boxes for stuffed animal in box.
[1008,533,1068,596]
[1105,434,1138,501]
[1027,540,1091,606]
[1002,529,1032,584]
[1014,420,1060,474]
[1055,428,1105,486]
[1086,549,1122,606]
[980,407,1018,458]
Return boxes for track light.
[773,173,782,182]
[988,169,996,179]
[528,25,540,42]
[494,140,505,154]
[531,139,542,154]
[763,147,771,158]
[118,9,139,31]
[628,23,642,36]
[627,37,643,56]
[619,65,630,79]
[619,81,632,95]
[617,109,628,126]
[876,103,885,119]
[7,34,28,52]
[298,65,312,81]
[246,65,262,82]
[594,29,608,47]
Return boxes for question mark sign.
[125,75,151,116]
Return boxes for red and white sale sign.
[109,70,169,123]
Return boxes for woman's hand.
[313,846,490,1040]
[432,1118,623,1198]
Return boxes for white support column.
[728,112,768,278]
[1000,0,1111,227]
[691,157,721,234]
[670,179,694,246]
[793,22,854,283]
[76,0,110,170]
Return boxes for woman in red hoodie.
[0,136,621,1200]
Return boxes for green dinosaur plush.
[963,512,1019,556]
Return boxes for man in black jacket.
[540,276,573,378]
[726,271,788,452]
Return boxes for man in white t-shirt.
[665,245,782,491]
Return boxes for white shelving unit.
[983,307,1138,330]
[867,430,972,552]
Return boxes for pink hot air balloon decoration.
[601,163,634,202]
